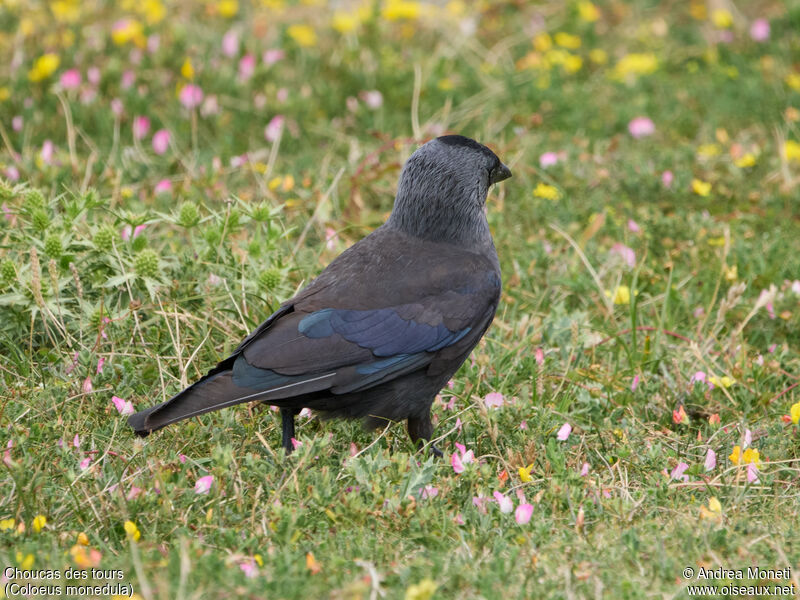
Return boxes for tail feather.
[127,369,336,435]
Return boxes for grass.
[1,1,800,598]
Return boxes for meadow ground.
[1,1,800,598]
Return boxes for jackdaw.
[128,135,512,454]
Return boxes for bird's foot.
[429,445,443,458]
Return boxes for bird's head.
[388,135,511,245]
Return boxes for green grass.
[1,1,800,598]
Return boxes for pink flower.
[519,420,527,430]
[87,67,101,85]
[154,179,172,195]
[420,485,439,499]
[790,280,800,296]
[291,437,302,450]
[556,422,572,441]
[121,70,135,90]
[535,347,544,366]
[451,443,475,474]
[539,152,560,168]
[152,129,170,154]
[41,140,55,165]
[133,115,150,141]
[493,491,513,513]
[744,429,752,448]
[60,68,81,90]
[630,374,639,391]
[111,395,135,416]
[179,84,204,109]
[670,462,689,481]
[690,371,707,385]
[472,495,489,514]
[746,462,759,483]
[179,454,187,464]
[514,503,534,525]
[454,513,465,525]
[12,116,23,132]
[126,486,143,500]
[264,115,285,142]
[82,376,93,394]
[580,462,590,476]
[661,170,674,188]
[121,224,146,241]
[79,457,91,470]
[239,54,256,81]
[222,29,239,57]
[610,242,636,268]
[360,90,383,109]
[96,357,105,374]
[276,87,289,103]
[201,95,219,117]
[4,166,19,181]
[325,227,338,251]
[484,392,504,409]
[704,449,716,471]
[111,98,124,116]
[749,19,770,42]
[239,559,258,578]
[262,49,285,65]
[194,475,214,494]
[628,116,655,138]
[627,218,641,233]
[73,434,81,448]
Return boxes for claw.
[430,445,443,458]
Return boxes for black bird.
[128,135,511,454]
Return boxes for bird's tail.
[127,361,337,436]
[128,370,252,435]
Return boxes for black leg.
[407,412,442,458]
[281,408,295,454]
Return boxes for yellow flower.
[723,264,737,281]
[711,9,732,28]
[445,1,465,17]
[709,375,734,388]
[729,446,760,466]
[554,32,581,49]
[700,496,722,520]
[16,552,34,569]
[0,87,10,101]
[729,445,741,464]
[32,514,47,533]
[0,518,14,531]
[143,0,166,24]
[689,1,706,20]
[589,48,607,65]
[789,402,800,425]
[405,578,437,600]
[734,154,756,168]
[533,33,552,52]
[181,58,194,80]
[52,0,80,23]
[606,285,631,305]
[578,2,599,22]
[268,176,282,190]
[707,236,725,246]
[533,183,561,201]
[77,532,89,546]
[111,18,143,46]
[254,554,264,567]
[691,179,711,196]
[217,0,238,17]
[70,544,101,568]
[518,463,534,482]
[382,1,422,21]
[287,24,317,47]
[786,74,800,91]
[564,55,583,74]
[784,140,800,163]
[697,143,720,157]
[332,12,360,33]
[613,53,658,80]
[124,520,141,541]
[28,53,60,82]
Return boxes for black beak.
[490,163,512,184]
